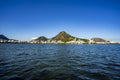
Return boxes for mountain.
[30,36,48,43]
[91,38,106,42]
[52,31,75,42]
[0,34,9,40]
[34,36,48,42]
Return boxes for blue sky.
[0,0,120,41]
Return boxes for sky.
[0,0,120,41]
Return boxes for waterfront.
[0,43,120,80]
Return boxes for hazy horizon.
[0,0,120,41]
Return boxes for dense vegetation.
[52,31,75,43]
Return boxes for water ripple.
[0,44,120,80]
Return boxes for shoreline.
[0,42,120,45]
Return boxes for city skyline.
[0,0,120,41]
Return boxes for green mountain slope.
[52,31,75,43]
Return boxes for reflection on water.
[0,43,120,80]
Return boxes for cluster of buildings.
[0,39,28,43]
[29,37,88,44]
[29,38,120,44]
[30,39,64,44]
[0,39,18,43]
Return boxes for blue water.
[0,43,120,80]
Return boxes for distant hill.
[34,36,48,42]
[52,31,75,42]
[91,38,106,42]
[0,34,9,40]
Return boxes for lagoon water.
[0,43,120,80]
